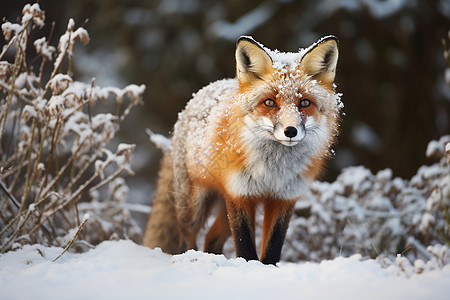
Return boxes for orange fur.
[260,199,296,260]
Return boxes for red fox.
[143,35,341,264]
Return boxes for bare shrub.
[0,3,145,253]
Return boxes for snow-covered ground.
[1,240,449,300]
[1,4,449,300]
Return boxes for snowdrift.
[1,240,449,300]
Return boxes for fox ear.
[301,36,338,86]
[236,36,273,85]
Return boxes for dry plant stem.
[64,153,98,193]
[74,202,80,226]
[38,139,86,203]
[0,212,22,241]
[89,166,130,193]
[0,179,20,209]
[36,115,62,202]
[30,162,132,237]
[0,192,59,241]
[0,208,31,243]
[0,42,22,147]
[437,228,450,245]
[1,99,17,158]
[38,22,55,91]
[47,26,73,90]
[52,215,88,262]
[19,118,37,213]
[67,40,74,76]
[29,119,50,200]
[10,148,30,193]
[0,81,32,104]
[29,171,97,236]
[4,150,22,173]
[69,141,77,185]
[444,204,450,225]
[87,78,94,125]
[115,97,123,118]
[66,172,97,206]
[407,236,432,260]
[63,98,90,121]
[0,36,17,61]
[0,209,33,252]
[57,207,75,229]
[0,20,31,145]
[119,101,136,122]
[38,57,48,93]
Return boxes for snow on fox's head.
[235,36,341,148]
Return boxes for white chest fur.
[225,138,313,200]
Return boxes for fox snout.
[274,121,306,146]
[284,126,298,138]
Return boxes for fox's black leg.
[226,199,258,261]
[260,200,295,265]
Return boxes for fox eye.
[264,99,277,107]
[299,99,311,107]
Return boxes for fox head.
[235,36,340,149]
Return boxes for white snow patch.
[352,122,381,152]
[210,2,276,41]
[145,128,171,151]
[0,240,449,300]
[426,140,444,158]
[317,0,412,19]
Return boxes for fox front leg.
[226,199,258,261]
[260,200,296,265]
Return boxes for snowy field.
[1,3,450,300]
[1,240,449,300]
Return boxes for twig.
[89,167,130,193]
[38,22,55,92]
[406,236,433,260]
[20,118,37,213]
[0,179,20,209]
[29,171,97,236]
[0,20,31,146]
[0,192,60,241]
[37,138,86,202]
[36,115,62,202]
[0,36,17,61]
[0,210,33,253]
[64,153,98,194]
[52,213,90,262]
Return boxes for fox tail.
[142,132,182,254]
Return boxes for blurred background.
[2,0,450,202]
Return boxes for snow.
[210,2,276,41]
[145,128,171,151]
[317,0,411,19]
[21,3,45,27]
[0,240,449,300]
[352,122,381,152]
[34,37,55,61]
[53,18,90,75]
[48,73,73,94]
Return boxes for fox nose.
[284,126,297,138]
